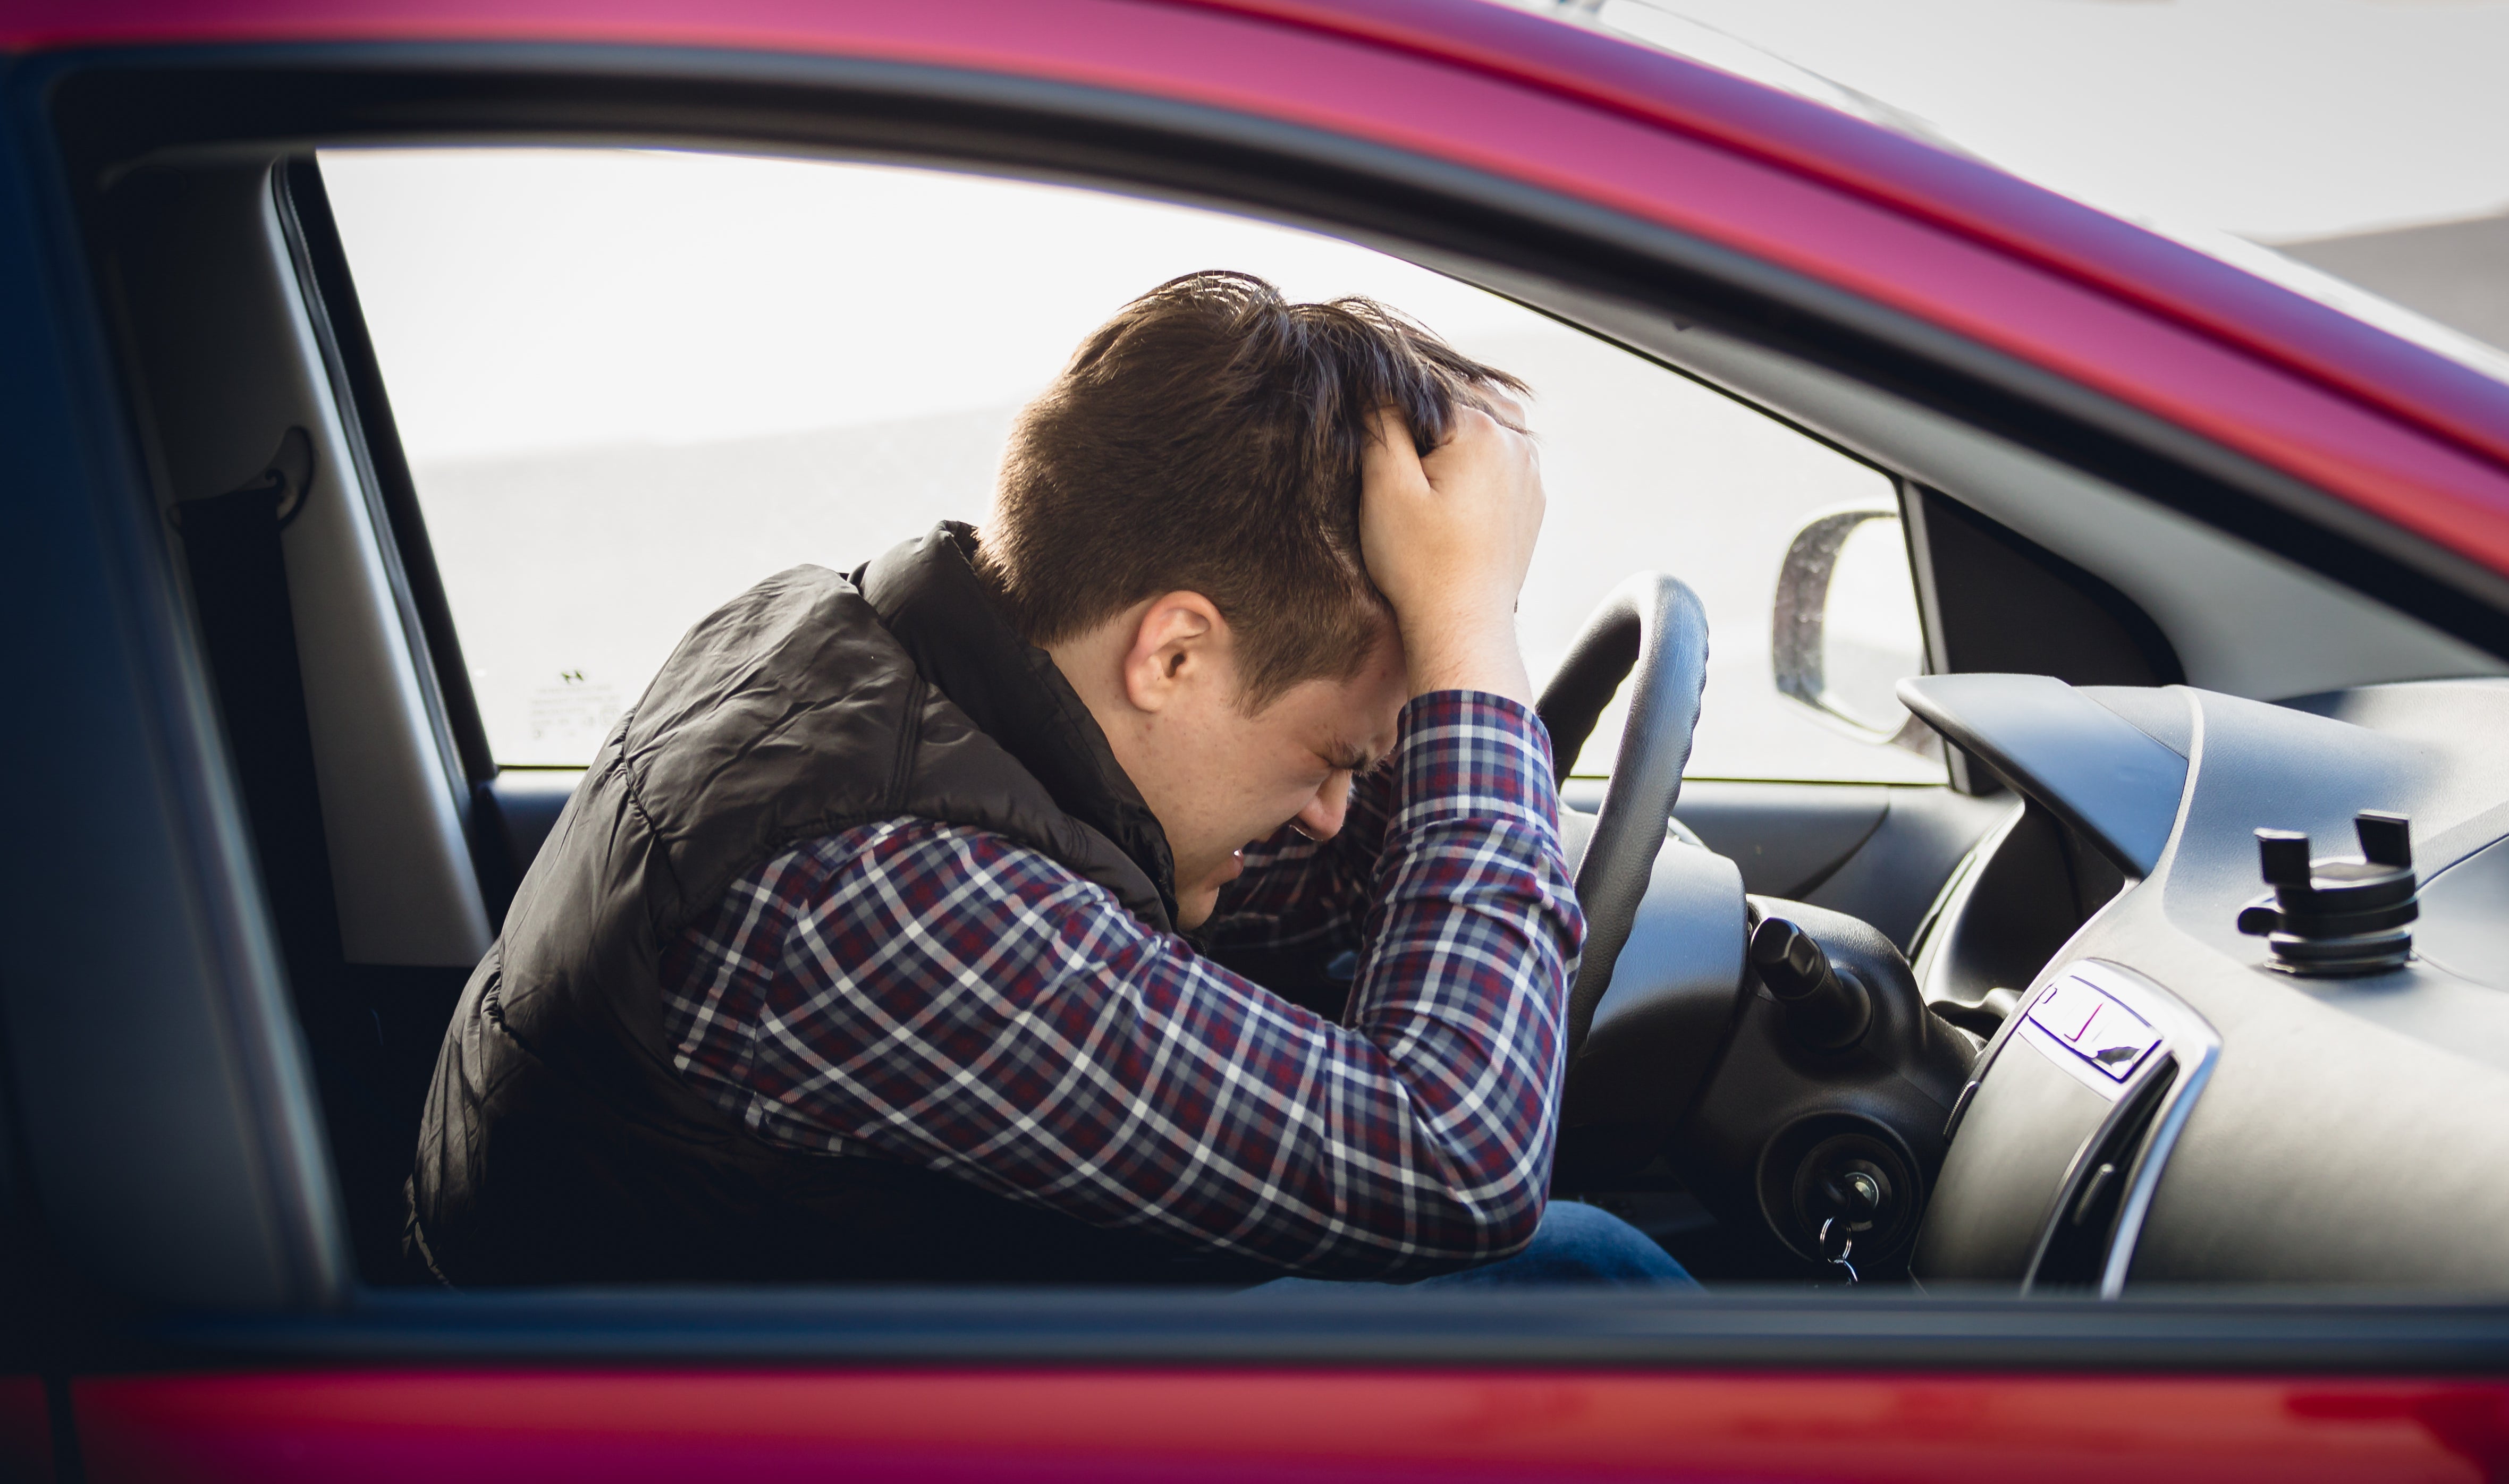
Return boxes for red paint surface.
[74,1369,2509,1482]
[0,1375,51,1483]
[8,0,2509,577]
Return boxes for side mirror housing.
[1771,507,1933,753]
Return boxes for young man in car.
[410,271,1688,1288]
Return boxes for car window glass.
[322,147,1942,784]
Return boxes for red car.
[3,0,2507,1478]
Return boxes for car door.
[11,6,2509,1479]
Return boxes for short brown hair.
[978,270,1526,706]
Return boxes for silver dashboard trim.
[2089,963,2222,1298]
[2000,959,2221,1298]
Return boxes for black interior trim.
[37,43,2509,667]
[4,102,354,1313]
[271,154,525,925]
[272,156,497,790]
[21,41,2509,1364]
[1909,486,2185,689]
[167,435,428,1285]
[481,768,582,886]
[121,1288,2509,1374]
[1898,674,2187,879]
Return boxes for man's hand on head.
[1359,397,1545,708]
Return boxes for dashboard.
[1903,675,2509,1291]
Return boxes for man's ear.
[1120,592,1230,714]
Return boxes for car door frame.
[9,14,2509,1477]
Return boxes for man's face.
[1145,626,1409,931]
[1044,595,1410,931]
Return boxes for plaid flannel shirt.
[657,690,1584,1279]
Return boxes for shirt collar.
[857,521,1179,926]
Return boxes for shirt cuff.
[1390,690,1563,836]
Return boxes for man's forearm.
[1331,689,1582,1252]
[1153,688,1581,1275]
[668,692,1581,1279]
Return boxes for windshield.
[1518,0,2509,389]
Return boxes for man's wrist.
[1401,618,1534,709]
[1390,689,1561,835]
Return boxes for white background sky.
[325,152,1530,461]
[1564,0,2509,242]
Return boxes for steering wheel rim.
[1536,572,1712,1058]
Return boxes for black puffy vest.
[409,524,1245,1285]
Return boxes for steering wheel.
[1536,573,1712,1058]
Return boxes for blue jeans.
[1248,1200,1697,1291]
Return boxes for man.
[410,271,1686,1287]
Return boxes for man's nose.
[1293,775,1352,843]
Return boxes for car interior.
[53,50,2509,1304]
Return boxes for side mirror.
[1771,507,1931,745]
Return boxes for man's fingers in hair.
[1446,383,1527,431]
[1477,389,1531,435]
[1363,406,1430,488]
[1435,404,1539,491]
[1458,405,1536,468]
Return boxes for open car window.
[320,147,1941,784]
